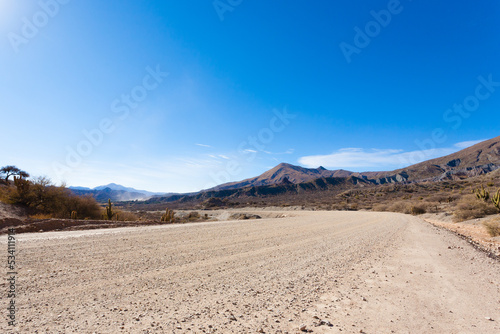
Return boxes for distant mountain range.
[73,136,500,205]
[211,164,354,190]
[142,135,500,208]
[211,136,500,190]
[69,183,170,202]
[368,136,500,182]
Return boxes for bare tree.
[0,165,30,181]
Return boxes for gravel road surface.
[1,211,499,333]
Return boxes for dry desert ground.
[1,210,499,333]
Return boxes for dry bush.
[383,201,428,215]
[409,204,426,215]
[3,176,102,219]
[426,194,459,204]
[387,201,411,214]
[65,194,102,219]
[371,203,389,212]
[453,195,498,222]
[423,202,441,213]
[29,213,53,220]
[0,184,16,203]
[114,210,139,222]
[483,218,500,237]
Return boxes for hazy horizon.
[2,1,499,192]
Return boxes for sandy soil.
[422,212,500,258]
[1,211,499,333]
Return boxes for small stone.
[485,317,494,321]
[320,320,333,327]
[299,324,307,331]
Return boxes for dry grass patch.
[483,218,500,237]
[453,195,498,222]
[373,201,439,216]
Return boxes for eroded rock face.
[446,159,461,168]
[373,173,409,185]
[437,163,500,181]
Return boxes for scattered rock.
[320,320,333,327]
[229,213,262,220]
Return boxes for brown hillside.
[213,136,500,191]
[367,136,500,182]
[213,163,354,190]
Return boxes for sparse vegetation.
[491,189,500,212]
[410,205,426,215]
[112,209,138,221]
[161,208,175,223]
[474,184,490,202]
[0,172,102,219]
[483,218,500,237]
[453,195,498,222]
[104,199,114,220]
[0,165,29,182]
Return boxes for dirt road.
[2,211,499,333]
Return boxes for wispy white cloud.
[261,148,294,155]
[298,140,484,170]
[195,143,212,148]
[453,139,485,149]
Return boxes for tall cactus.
[491,189,500,212]
[161,208,175,223]
[105,199,114,220]
[475,185,490,202]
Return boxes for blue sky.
[1,0,499,192]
